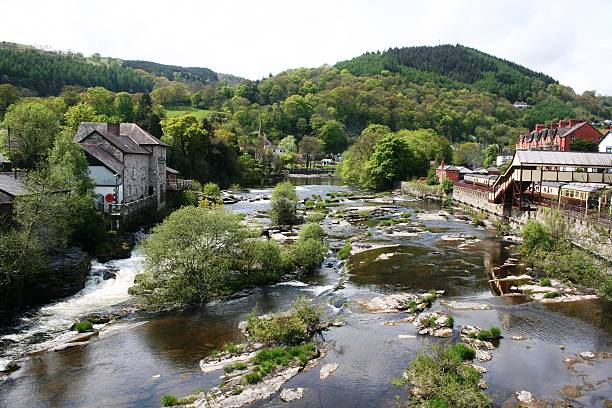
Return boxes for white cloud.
[1,0,610,94]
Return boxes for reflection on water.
[0,183,610,408]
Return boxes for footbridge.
[489,151,612,210]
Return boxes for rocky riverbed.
[0,180,610,408]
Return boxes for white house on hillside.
[599,130,612,153]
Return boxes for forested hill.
[122,60,219,85]
[0,42,153,95]
[0,42,232,96]
[335,44,557,101]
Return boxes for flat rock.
[475,350,492,362]
[360,293,418,313]
[441,301,491,310]
[53,341,90,351]
[319,363,339,380]
[397,334,416,339]
[279,387,304,402]
[433,328,453,337]
[512,335,528,341]
[200,352,257,373]
[472,364,487,374]
[579,351,595,359]
[516,390,534,404]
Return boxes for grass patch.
[543,291,561,299]
[338,240,352,260]
[161,395,178,407]
[223,361,247,373]
[165,105,211,121]
[395,344,491,407]
[73,321,94,333]
[246,297,322,345]
[420,290,438,307]
[472,326,502,341]
[242,343,317,385]
[539,277,552,287]
[222,342,242,354]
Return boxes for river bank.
[0,179,610,407]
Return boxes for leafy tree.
[316,120,348,153]
[278,135,298,153]
[522,97,576,129]
[134,93,162,136]
[1,102,60,169]
[140,206,248,308]
[453,142,483,168]
[114,92,135,122]
[0,83,22,120]
[48,129,94,195]
[80,86,116,116]
[63,102,101,132]
[298,136,323,170]
[161,114,210,182]
[339,124,392,185]
[367,134,424,190]
[482,144,499,167]
[270,181,299,225]
[570,139,598,152]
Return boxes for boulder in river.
[319,363,339,380]
[279,387,304,402]
[414,312,454,336]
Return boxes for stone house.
[74,123,168,213]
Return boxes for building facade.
[516,119,602,151]
[74,123,168,213]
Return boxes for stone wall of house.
[148,145,167,207]
[81,133,124,162]
[123,154,150,202]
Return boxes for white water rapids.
[0,245,144,370]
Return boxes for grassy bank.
[164,106,211,121]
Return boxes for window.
[606,147,612,153]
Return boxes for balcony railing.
[167,179,193,191]
[109,194,157,220]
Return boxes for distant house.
[516,119,603,151]
[74,123,168,214]
[0,172,26,213]
[436,162,460,182]
[599,129,612,153]
[166,166,192,191]
[512,101,530,109]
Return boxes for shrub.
[74,321,94,333]
[161,395,178,407]
[439,178,453,194]
[475,326,502,341]
[243,372,262,384]
[521,220,552,252]
[544,291,561,299]
[202,182,221,198]
[291,297,322,332]
[286,238,327,272]
[306,211,325,223]
[396,344,491,407]
[246,299,321,345]
[222,342,241,354]
[271,182,299,225]
[304,199,315,209]
[539,277,552,287]
[299,223,326,242]
[420,291,437,307]
[338,240,352,260]
[448,343,475,361]
[223,362,247,373]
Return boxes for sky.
[1,0,611,94]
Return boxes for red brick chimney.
[559,119,570,128]
[535,124,545,131]
[568,119,583,127]
[107,123,120,137]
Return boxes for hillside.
[0,42,237,96]
[335,44,557,101]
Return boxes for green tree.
[0,84,22,120]
[141,206,248,308]
[278,135,298,153]
[367,135,425,190]
[298,136,323,170]
[63,102,101,132]
[270,181,299,225]
[570,139,598,152]
[80,86,116,116]
[453,142,483,168]
[161,115,210,182]
[134,93,163,136]
[482,144,499,167]
[316,120,348,154]
[48,129,94,195]
[338,124,391,185]
[113,92,135,122]
[1,102,60,169]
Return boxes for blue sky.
[2,0,611,94]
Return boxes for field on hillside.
[164,106,211,121]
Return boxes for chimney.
[107,123,120,137]
[535,124,545,131]
[568,119,582,127]
[559,119,569,128]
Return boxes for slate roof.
[166,166,180,174]
[75,123,151,155]
[0,172,27,197]
[119,123,169,147]
[513,151,612,167]
[80,144,124,174]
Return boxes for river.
[0,178,610,407]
